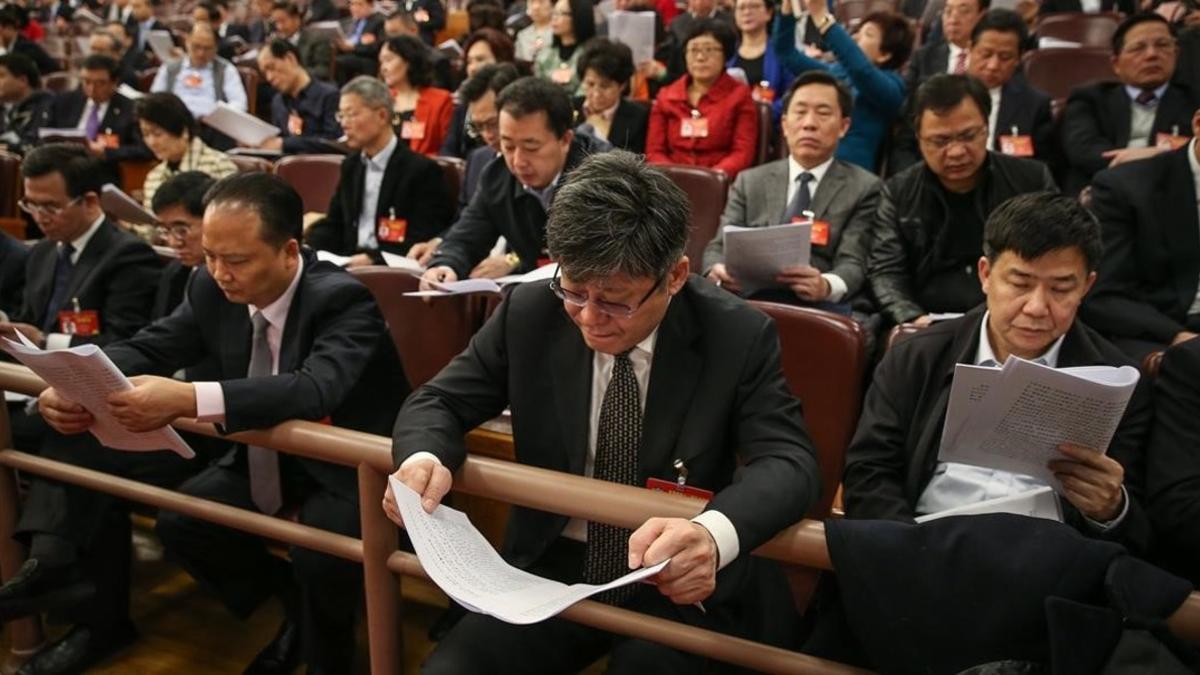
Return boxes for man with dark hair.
[870,74,1057,327]
[420,76,608,283]
[87,30,140,88]
[1060,13,1198,194]
[847,192,1152,552]
[0,53,51,155]
[10,171,409,674]
[707,71,881,318]
[0,5,61,75]
[1082,108,1200,359]
[386,150,819,672]
[271,0,335,81]
[149,171,213,319]
[333,0,387,84]
[256,39,342,154]
[306,76,452,265]
[45,54,152,183]
[904,0,988,93]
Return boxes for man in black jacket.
[0,54,52,156]
[420,77,602,285]
[149,171,213,320]
[1147,337,1200,586]
[848,192,1153,554]
[272,1,336,82]
[306,76,452,265]
[257,39,343,154]
[1082,109,1200,359]
[870,74,1057,327]
[1060,13,1197,194]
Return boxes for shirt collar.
[585,98,619,121]
[975,311,1065,368]
[523,171,563,203]
[787,154,834,187]
[62,213,105,258]
[600,327,658,362]
[1125,82,1170,105]
[247,255,304,328]
[363,134,398,170]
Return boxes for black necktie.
[783,172,815,222]
[247,311,283,515]
[1135,89,1158,106]
[42,243,76,333]
[583,351,642,605]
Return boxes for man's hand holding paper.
[38,387,95,435]
[382,456,454,526]
[776,264,830,301]
[107,375,197,433]
[628,517,718,605]
[1049,442,1126,522]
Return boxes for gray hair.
[547,151,689,283]
[340,75,394,113]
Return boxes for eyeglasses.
[686,45,723,57]
[549,266,665,318]
[465,117,499,139]
[334,108,367,124]
[18,195,83,218]
[919,125,986,150]
[154,223,192,241]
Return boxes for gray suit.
[704,157,882,303]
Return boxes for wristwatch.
[505,252,521,271]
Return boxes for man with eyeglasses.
[385,150,819,673]
[1061,12,1199,194]
[870,74,1056,329]
[149,171,213,320]
[305,75,452,267]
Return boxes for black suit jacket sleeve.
[1081,370,1153,554]
[104,293,210,377]
[1147,339,1200,576]
[830,180,879,298]
[428,174,506,278]
[81,240,160,347]
[1060,88,1120,181]
[868,179,924,324]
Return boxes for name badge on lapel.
[998,127,1033,157]
[810,220,831,247]
[288,111,304,136]
[401,120,426,140]
[100,128,120,149]
[377,207,408,243]
[645,459,713,501]
[57,298,99,336]
[680,110,709,139]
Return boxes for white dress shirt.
[916,312,1129,530]
[44,214,106,350]
[355,135,398,251]
[987,86,1002,148]
[787,155,848,302]
[194,257,305,422]
[150,57,249,118]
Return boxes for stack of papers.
[0,332,194,458]
[391,477,668,624]
[309,20,347,42]
[607,11,656,64]
[404,264,559,297]
[723,222,812,295]
[100,184,159,226]
[202,102,281,147]
[315,249,426,273]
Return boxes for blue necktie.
[782,172,815,222]
[43,243,75,333]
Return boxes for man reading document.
[384,151,820,673]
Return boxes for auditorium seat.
[656,164,729,270]
[753,101,775,167]
[886,321,928,352]
[1024,47,1115,109]
[228,155,273,174]
[43,71,78,95]
[1035,12,1121,48]
[348,268,479,388]
[434,155,465,211]
[275,154,345,214]
[237,66,260,117]
[0,151,24,239]
[835,0,899,29]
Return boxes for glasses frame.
[549,266,666,319]
[18,195,83,219]
[918,125,987,151]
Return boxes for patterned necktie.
[953,49,967,74]
[782,172,815,222]
[1135,89,1158,107]
[85,103,101,141]
[583,351,642,605]
[247,311,284,515]
[42,243,75,333]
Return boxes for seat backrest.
[228,155,273,174]
[753,100,774,167]
[348,268,481,388]
[434,155,465,210]
[1036,12,1121,48]
[0,151,24,239]
[657,164,729,269]
[237,66,260,117]
[275,154,345,214]
[836,0,899,29]
[43,72,78,94]
[1024,47,1115,106]
[885,321,928,353]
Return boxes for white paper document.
[0,334,194,458]
[723,223,812,295]
[117,84,144,100]
[100,184,159,226]
[145,30,176,62]
[73,8,104,24]
[391,477,668,624]
[309,20,347,43]
[202,102,281,147]
[607,11,656,64]
[403,264,559,297]
[938,356,1140,489]
[38,128,87,141]
[915,486,1062,523]
[315,250,427,273]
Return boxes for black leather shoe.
[243,619,302,675]
[15,622,137,675]
[0,559,95,622]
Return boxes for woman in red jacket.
[379,35,454,156]
[646,18,759,178]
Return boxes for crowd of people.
[0,0,1197,671]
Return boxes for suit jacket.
[1060,81,1198,194]
[458,145,497,215]
[0,232,29,317]
[1082,146,1200,345]
[400,0,446,45]
[14,219,160,347]
[246,17,273,45]
[705,157,882,305]
[1147,338,1200,585]
[343,14,386,58]
[402,86,454,156]
[296,29,334,82]
[843,307,1154,554]
[269,78,342,154]
[903,41,949,95]
[106,248,410,499]
[46,90,153,163]
[573,96,649,153]
[306,138,453,260]
[152,259,193,321]
[10,35,61,75]
[646,72,758,179]
[392,276,820,592]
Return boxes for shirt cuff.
[44,332,72,350]
[192,381,226,423]
[691,510,739,572]
[399,451,443,471]
[1083,485,1130,532]
[822,273,848,303]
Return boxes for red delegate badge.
[57,309,99,336]
[401,120,426,140]
[377,208,408,243]
[645,477,713,501]
[680,117,709,138]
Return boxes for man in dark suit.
[870,75,1057,327]
[418,77,604,284]
[87,29,141,88]
[272,0,335,82]
[0,231,29,318]
[0,6,61,75]
[1081,109,1200,360]
[847,192,1153,554]
[149,171,213,320]
[384,150,820,672]
[4,172,409,675]
[0,54,52,156]
[256,39,343,154]
[333,0,386,84]
[306,76,453,265]
[452,63,520,216]
[127,0,171,54]
[1060,13,1198,194]
[903,0,987,94]
[45,55,153,184]
[706,72,880,316]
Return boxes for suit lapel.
[811,160,847,219]
[765,160,789,223]
[62,220,112,304]
[1109,86,1132,148]
[276,266,307,373]
[638,293,701,481]
[548,314,592,476]
[25,244,57,325]
[911,313,983,494]
[222,303,253,379]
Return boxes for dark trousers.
[154,457,362,674]
[423,538,738,675]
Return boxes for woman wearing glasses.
[772,0,912,171]
[135,93,237,220]
[379,35,454,157]
[645,19,759,178]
